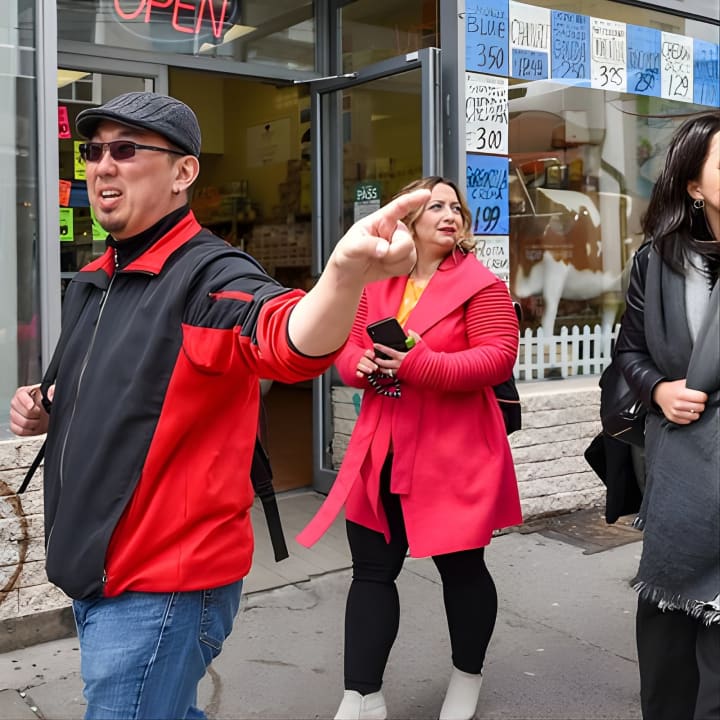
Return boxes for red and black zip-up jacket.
[43,209,337,600]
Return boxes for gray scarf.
[634,247,720,624]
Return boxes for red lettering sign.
[113,0,233,38]
[58,105,71,139]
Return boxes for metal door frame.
[309,47,442,493]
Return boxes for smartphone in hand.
[366,317,412,359]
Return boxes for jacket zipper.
[46,252,119,564]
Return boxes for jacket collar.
[373,251,498,335]
[79,211,202,279]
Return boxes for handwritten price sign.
[465,73,508,156]
[661,32,693,103]
[591,18,627,92]
[694,39,719,107]
[551,11,590,85]
[465,0,509,76]
[475,235,510,285]
[510,2,550,80]
[627,25,661,96]
[466,154,509,236]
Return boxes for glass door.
[56,58,167,298]
[310,47,441,492]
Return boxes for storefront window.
[506,86,712,379]
[0,1,40,435]
[465,0,719,380]
[57,0,315,72]
[340,0,439,72]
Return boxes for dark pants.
[637,596,720,720]
[343,458,497,694]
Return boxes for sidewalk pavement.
[0,492,644,720]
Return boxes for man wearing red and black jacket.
[9,91,429,719]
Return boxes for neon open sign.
[114,0,238,38]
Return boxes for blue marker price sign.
[465,0,509,76]
[627,25,661,97]
[466,154,509,236]
[694,39,719,107]
[551,11,590,85]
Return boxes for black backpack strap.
[17,440,46,494]
[17,290,89,494]
[250,437,289,562]
[16,344,65,494]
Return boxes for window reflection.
[506,79,709,378]
[340,0,439,72]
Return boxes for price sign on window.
[510,2,550,80]
[661,32,693,103]
[60,208,74,242]
[465,0,509,76]
[465,73,508,156]
[627,25,661,97]
[466,154,509,236]
[693,39,719,107]
[551,11,590,85]
[475,235,510,285]
[58,106,71,139]
[591,18,627,92]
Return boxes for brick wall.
[331,377,605,519]
[0,438,71,626]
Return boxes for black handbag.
[494,376,521,435]
[599,361,646,447]
[493,300,522,436]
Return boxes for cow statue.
[508,171,639,348]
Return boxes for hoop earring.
[690,197,714,241]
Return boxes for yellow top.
[396,277,426,327]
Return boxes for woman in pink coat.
[297,177,522,720]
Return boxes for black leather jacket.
[613,243,666,411]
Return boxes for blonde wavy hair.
[392,176,476,253]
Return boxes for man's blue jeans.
[72,580,242,720]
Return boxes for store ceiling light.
[57,69,90,88]
[199,24,256,53]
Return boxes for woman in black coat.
[615,111,720,720]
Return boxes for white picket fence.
[515,324,621,381]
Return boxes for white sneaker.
[334,690,388,720]
[438,667,483,720]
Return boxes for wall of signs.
[465,0,719,282]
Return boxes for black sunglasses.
[79,140,186,163]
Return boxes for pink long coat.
[297,252,523,556]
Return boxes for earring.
[690,196,714,241]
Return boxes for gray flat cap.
[76,91,201,157]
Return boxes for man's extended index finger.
[363,189,430,237]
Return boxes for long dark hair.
[642,111,720,274]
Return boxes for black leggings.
[344,459,498,694]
